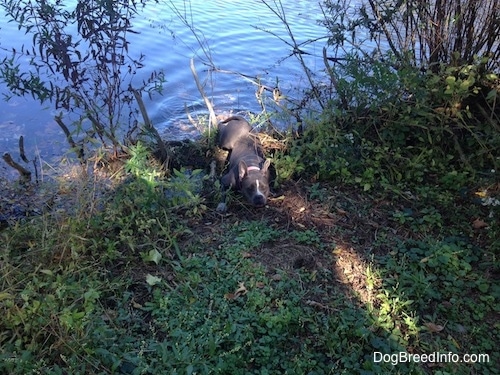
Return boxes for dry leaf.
[441,301,453,308]
[332,247,343,255]
[255,281,265,288]
[225,282,247,300]
[474,190,487,198]
[472,218,488,229]
[424,322,444,333]
[336,207,348,215]
[234,282,247,295]
[449,335,461,349]
[271,274,282,281]
[241,252,253,258]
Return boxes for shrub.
[283,52,498,190]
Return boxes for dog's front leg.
[216,186,229,212]
[216,173,233,213]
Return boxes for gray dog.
[216,116,271,212]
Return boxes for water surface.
[0,0,327,166]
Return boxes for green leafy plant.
[165,168,207,215]
[0,0,165,158]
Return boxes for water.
[0,0,327,166]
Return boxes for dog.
[216,116,271,212]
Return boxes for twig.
[367,0,402,62]
[33,157,39,183]
[19,136,29,163]
[323,47,348,110]
[260,0,325,109]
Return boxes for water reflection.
[0,0,327,162]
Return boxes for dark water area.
[0,0,329,174]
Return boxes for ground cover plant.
[1,139,498,374]
[1,0,499,374]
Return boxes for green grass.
[1,161,498,375]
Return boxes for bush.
[283,52,499,191]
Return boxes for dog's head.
[238,159,271,207]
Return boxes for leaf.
[271,274,282,281]
[0,292,14,302]
[225,282,247,300]
[486,88,497,100]
[477,282,489,293]
[424,322,444,333]
[445,76,456,85]
[142,249,162,264]
[472,218,488,229]
[474,190,487,198]
[145,274,162,286]
[224,293,236,300]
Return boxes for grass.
[0,149,498,375]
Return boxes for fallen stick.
[190,58,217,135]
[2,152,31,180]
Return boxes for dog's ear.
[238,160,248,180]
[262,159,271,173]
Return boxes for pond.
[0,0,328,168]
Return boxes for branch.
[54,115,85,161]
[2,153,31,180]
[323,47,348,110]
[260,0,324,109]
[131,88,170,163]
[190,58,217,134]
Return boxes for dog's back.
[218,116,252,151]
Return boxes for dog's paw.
[209,160,216,180]
[216,202,227,213]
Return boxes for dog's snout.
[252,194,266,207]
